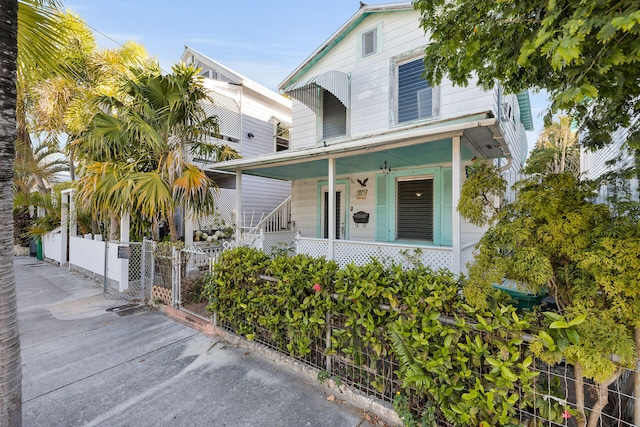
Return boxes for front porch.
[213,114,508,275]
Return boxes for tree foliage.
[458,161,639,426]
[75,63,240,241]
[414,0,640,150]
[457,159,506,227]
[525,115,580,176]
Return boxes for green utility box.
[493,279,547,311]
[36,237,43,260]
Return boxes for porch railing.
[296,236,453,270]
[253,195,292,233]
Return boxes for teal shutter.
[376,174,389,241]
[441,168,452,246]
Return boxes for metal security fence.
[211,289,639,426]
[175,246,222,320]
[103,241,148,301]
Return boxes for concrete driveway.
[16,257,382,427]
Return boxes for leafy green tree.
[75,64,240,242]
[460,166,639,426]
[413,0,640,150]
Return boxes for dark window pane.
[397,179,433,241]
[322,90,346,139]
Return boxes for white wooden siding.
[287,10,526,160]
[240,174,291,227]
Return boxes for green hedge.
[205,247,537,427]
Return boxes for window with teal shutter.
[376,175,388,241]
[396,178,434,241]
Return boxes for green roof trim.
[516,90,534,131]
[280,4,413,90]
[282,14,368,89]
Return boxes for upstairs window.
[398,58,433,123]
[275,121,290,152]
[322,90,346,139]
[391,53,440,126]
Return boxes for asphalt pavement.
[15,256,388,427]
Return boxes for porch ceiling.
[210,116,507,181]
[233,138,474,180]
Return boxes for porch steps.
[252,195,292,233]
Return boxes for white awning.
[284,70,350,114]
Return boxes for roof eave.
[278,2,414,91]
[182,46,291,108]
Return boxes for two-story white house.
[180,47,293,244]
[212,2,533,274]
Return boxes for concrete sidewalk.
[15,257,389,427]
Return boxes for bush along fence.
[203,247,638,427]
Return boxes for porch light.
[380,160,391,175]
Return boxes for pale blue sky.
[65,0,548,146]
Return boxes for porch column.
[328,157,336,260]
[60,190,69,266]
[68,189,77,238]
[236,170,243,232]
[452,136,462,274]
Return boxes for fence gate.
[103,241,148,301]
[174,246,222,320]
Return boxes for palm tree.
[0,1,22,425]
[30,11,150,180]
[13,137,68,195]
[526,115,580,176]
[75,64,240,242]
[2,1,64,424]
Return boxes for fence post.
[103,240,108,294]
[326,311,332,374]
[140,239,146,302]
[171,246,178,308]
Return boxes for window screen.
[362,29,377,57]
[398,59,432,123]
[396,178,433,241]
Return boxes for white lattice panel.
[296,238,329,259]
[262,231,297,255]
[296,238,453,270]
[194,188,237,231]
[333,241,452,270]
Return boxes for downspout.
[497,156,512,172]
[494,83,513,173]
